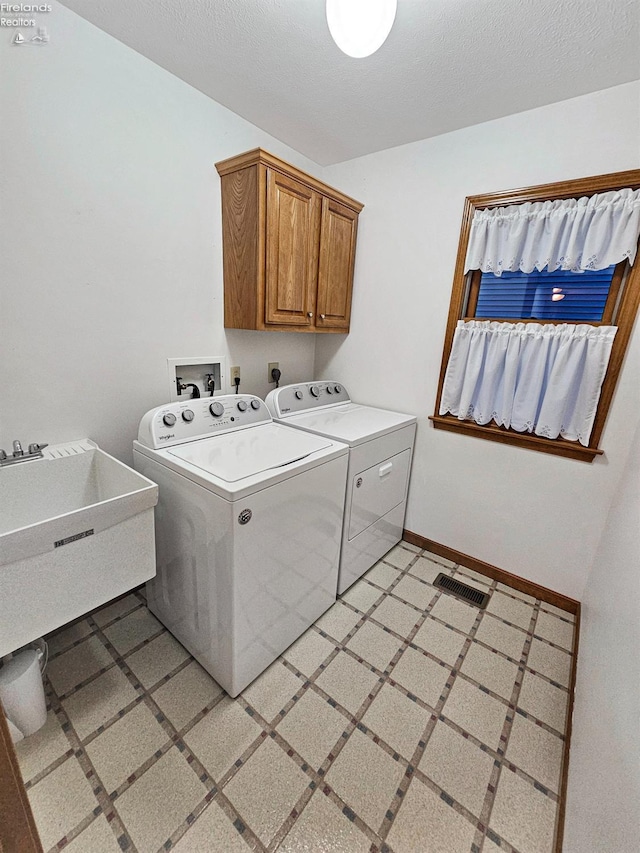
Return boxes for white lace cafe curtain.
[464,188,640,276]
[440,321,617,446]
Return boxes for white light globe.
[326,0,398,58]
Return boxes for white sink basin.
[0,440,158,657]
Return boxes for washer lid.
[282,403,416,446]
[167,423,333,482]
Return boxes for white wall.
[317,82,640,599]
[563,421,640,852]
[0,1,318,463]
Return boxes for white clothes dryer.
[133,394,348,697]
[265,382,416,594]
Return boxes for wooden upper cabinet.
[216,148,363,333]
[265,170,321,327]
[317,198,358,330]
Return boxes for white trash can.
[0,648,47,741]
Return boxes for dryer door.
[348,448,412,540]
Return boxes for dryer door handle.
[379,462,393,478]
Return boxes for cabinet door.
[316,198,358,331]
[265,169,321,327]
[0,703,44,853]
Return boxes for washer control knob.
[334,384,342,394]
[237,400,248,412]
[162,413,176,427]
[209,402,224,417]
[250,399,260,410]
[294,390,303,400]
[309,385,320,397]
[182,409,195,422]
[326,385,333,394]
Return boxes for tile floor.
[16,542,577,853]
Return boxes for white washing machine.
[133,394,348,697]
[265,382,416,594]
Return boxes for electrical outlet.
[268,362,279,382]
[231,366,241,384]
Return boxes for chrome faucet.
[0,441,48,467]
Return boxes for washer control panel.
[266,382,350,418]
[137,395,271,448]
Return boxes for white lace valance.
[464,188,640,276]
[439,320,617,446]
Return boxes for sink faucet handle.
[28,442,48,454]
[12,440,23,456]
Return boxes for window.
[472,266,620,322]
[431,170,640,462]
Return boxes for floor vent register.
[434,572,490,609]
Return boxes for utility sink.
[0,440,158,657]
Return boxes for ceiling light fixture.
[326,0,397,58]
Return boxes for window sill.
[429,415,603,462]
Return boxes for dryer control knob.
[334,384,342,394]
[182,409,195,422]
[294,390,303,400]
[250,399,260,410]
[237,400,248,412]
[310,385,320,397]
[326,386,333,394]
[162,413,176,427]
[209,402,224,417]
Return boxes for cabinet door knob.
[307,312,314,318]
[320,314,326,320]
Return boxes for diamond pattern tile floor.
[17,541,577,853]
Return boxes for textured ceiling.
[59,0,639,165]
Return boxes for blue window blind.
[474,266,616,322]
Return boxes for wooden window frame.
[430,170,640,462]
